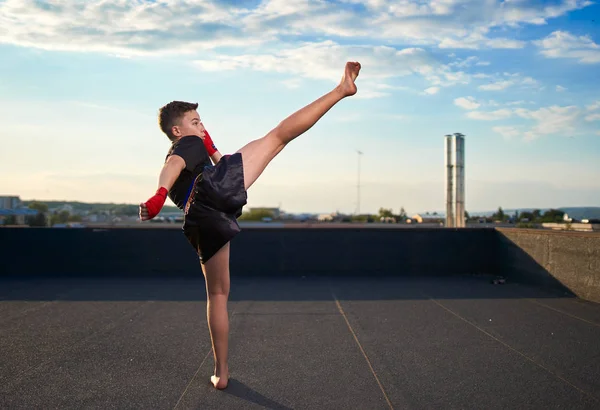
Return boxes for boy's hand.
[203,129,218,156]
[139,203,150,221]
[139,187,168,221]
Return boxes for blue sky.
[0,0,599,215]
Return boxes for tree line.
[3,200,569,228]
[491,207,565,224]
[8,200,181,227]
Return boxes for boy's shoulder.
[165,136,209,171]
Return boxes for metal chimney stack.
[445,133,465,228]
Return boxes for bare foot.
[338,61,361,97]
[211,372,230,390]
[210,368,229,390]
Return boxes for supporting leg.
[200,241,232,390]
[236,61,361,190]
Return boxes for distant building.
[0,196,22,209]
[409,214,444,224]
[0,195,37,225]
[409,214,423,224]
[380,216,396,223]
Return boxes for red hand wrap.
[144,187,168,219]
[203,130,218,156]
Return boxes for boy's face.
[173,110,206,140]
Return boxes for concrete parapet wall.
[0,227,498,278]
[496,228,600,303]
[230,227,498,276]
[2,227,598,303]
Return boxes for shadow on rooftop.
[220,378,294,410]
[0,274,574,302]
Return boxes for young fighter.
[139,61,361,389]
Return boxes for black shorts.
[183,153,247,263]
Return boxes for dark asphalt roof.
[1,275,599,409]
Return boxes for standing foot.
[211,364,230,390]
[211,373,230,390]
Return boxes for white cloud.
[194,43,436,81]
[477,73,540,91]
[535,31,600,64]
[439,33,525,50]
[467,109,512,121]
[375,84,411,91]
[556,85,567,92]
[0,0,591,105]
[424,69,471,88]
[505,100,528,106]
[587,101,600,111]
[485,0,592,27]
[469,104,582,138]
[585,113,600,122]
[192,41,461,98]
[0,0,593,56]
[457,98,527,112]
[514,105,581,140]
[342,1,579,50]
[448,56,489,68]
[471,103,593,141]
[0,0,266,56]
[354,90,393,100]
[454,97,480,110]
[493,126,521,140]
[479,80,515,91]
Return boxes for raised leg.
[200,242,232,390]
[236,61,361,190]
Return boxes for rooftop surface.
[2,275,600,409]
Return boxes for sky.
[0,0,599,215]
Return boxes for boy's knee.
[208,288,229,298]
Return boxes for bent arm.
[158,154,186,190]
[139,155,186,221]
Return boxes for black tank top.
[165,136,211,210]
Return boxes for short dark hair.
[158,101,198,141]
